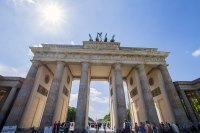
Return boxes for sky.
[0,0,200,121]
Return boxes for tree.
[191,99,200,115]
[67,106,76,122]
[127,108,131,121]
[88,117,94,122]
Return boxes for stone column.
[0,87,17,126]
[159,65,190,127]
[180,91,198,126]
[5,61,41,126]
[194,90,200,104]
[114,64,127,132]
[37,62,65,132]
[136,64,159,124]
[74,63,90,133]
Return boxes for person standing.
[182,122,187,133]
[53,121,57,133]
[167,123,173,133]
[134,123,139,133]
[128,120,132,132]
[123,119,131,133]
[57,121,61,133]
[145,121,153,133]
[172,122,179,133]
[140,122,145,133]
[66,122,70,133]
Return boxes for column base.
[73,128,86,133]
[36,128,44,133]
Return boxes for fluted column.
[114,64,127,132]
[194,90,200,105]
[136,64,159,124]
[5,61,41,126]
[37,62,65,132]
[0,87,17,126]
[74,63,90,133]
[180,91,198,126]
[159,65,190,127]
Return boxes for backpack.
[147,125,153,133]
[161,125,165,130]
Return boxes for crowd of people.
[53,121,72,133]
[123,119,200,133]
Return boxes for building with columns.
[0,41,199,132]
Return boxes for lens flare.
[43,5,61,22]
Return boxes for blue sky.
[0,0,200,121]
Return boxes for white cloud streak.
[90,88,109,103]
[89,106,95,111]
[192,48,200,57]
[91,96,109,103]
[124,85,127,92]
[70,94,78,101]
[0,63,30,78]
[71,41,75,45]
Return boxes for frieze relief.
[84,43,119,50]
[34,52,166,62]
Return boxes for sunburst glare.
[43,5,62,23]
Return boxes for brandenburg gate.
[3,40,191,132]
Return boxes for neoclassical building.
[0,41,199,132]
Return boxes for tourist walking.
[57,121,61,133]
[123,119,131,133]
[66,122,70,133]
[134,123,139,133]
[140,122,146,133]
[53,121,57,133]
[182,122,187,133]
[159,122,165,133]
[172,122,179,133]
[190,121,198,132]
[167,123,173,133]
[145,121,153,133]
[128,120,132,131]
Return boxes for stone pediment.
[83,41,120,50]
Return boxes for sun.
[43,5,62,22]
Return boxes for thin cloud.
[71,41,75,45]
[0,63,30,78]
[89,106,95,111]
[91,96,109,103]
[12,68,17,72]
[192,48,200,57]
[70,94,78,101]
[186,51,188,53]
[90,88,102,97]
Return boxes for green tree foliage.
[97,113,110,122]
[127,108,131,121]
[66,106,94,122]
[88,117,94,122]
[67,106,76,122]
[191,99,200,115]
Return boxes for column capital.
[31,60,42,66]
[57,61,65,65]
[158,64,168,69]
[81,62,90,67]
[113,63,121,70]
[135,64,145,69]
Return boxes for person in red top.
[53,121,57,133]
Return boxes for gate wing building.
[0,41,199,132]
